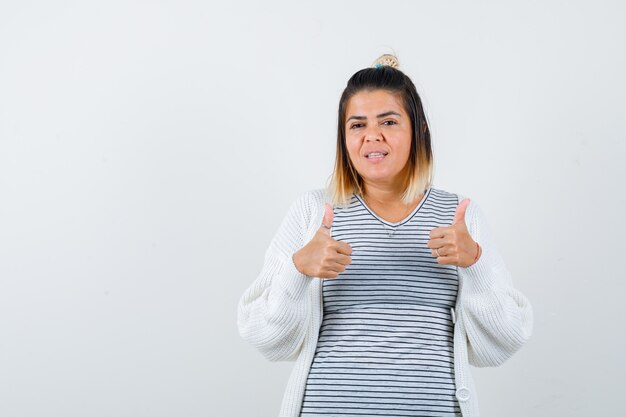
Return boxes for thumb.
[452,198,470,226]
[319,203,334,235]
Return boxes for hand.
[427,198,481,267]
[292,203,352,278]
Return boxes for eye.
[383,120,397,126]
[349,123,364,129]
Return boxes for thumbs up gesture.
[292,203,353,278]
[426,198,481,267]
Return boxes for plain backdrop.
[1,1,625,416]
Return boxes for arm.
[237,192,315,362]
[457,199,534,367]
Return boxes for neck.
[362,181,407,206]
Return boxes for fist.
[292,203,353,278]
[426,198,481,267]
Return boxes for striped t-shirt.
[299,187,461,417]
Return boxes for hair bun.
[371,54,399,69]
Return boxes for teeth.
[367,152,386,158]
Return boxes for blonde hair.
[326,55,434,208]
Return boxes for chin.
[361,173,396,184]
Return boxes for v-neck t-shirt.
[299,187,462,417]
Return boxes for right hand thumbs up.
[319,203,334,236]
[292,203,352,278]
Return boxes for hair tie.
[371,54,400,69]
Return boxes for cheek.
[345,140,360,161]
[400,134,413,156]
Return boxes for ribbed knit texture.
[237,188,533,417]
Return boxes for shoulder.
[297,187,327,205]
[428,187,461,203]
[429,186,481,211]
[289,188,326,213]
[282,187,327,228]
[269,188,326,256]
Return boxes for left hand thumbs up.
[426,198,480,267]
[452,197,470,228]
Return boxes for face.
[344,89,413,190]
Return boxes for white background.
[1,1,625,416]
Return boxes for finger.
[431,247,447,258]
[332,253,352,266]
[318,270,339,279]
[335,241,353,256]
[426,236,448,249]
[320,263,346,277]
[320,203,334,235]
[452,198,470,226]
[435,255,456,265]
[328,261,348,273]
[429,226,448,239]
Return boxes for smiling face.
[344,89,413,192]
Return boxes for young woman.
[238,54,533,417]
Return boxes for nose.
[365,126,382,142]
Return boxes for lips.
[365,150,389,158]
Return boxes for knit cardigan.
[238,188,533,417]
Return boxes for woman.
[238,54,533,417]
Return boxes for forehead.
[346,89,405,116]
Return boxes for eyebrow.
[346,111,401,122]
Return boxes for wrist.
[292,251,304,274]
[469,241,481,266]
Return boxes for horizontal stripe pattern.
[300,188,461,416]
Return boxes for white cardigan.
[238,188,533,417]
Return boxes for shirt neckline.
[354,187,432,228]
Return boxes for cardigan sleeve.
[237,191,316,362]
[456,198,534,367]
